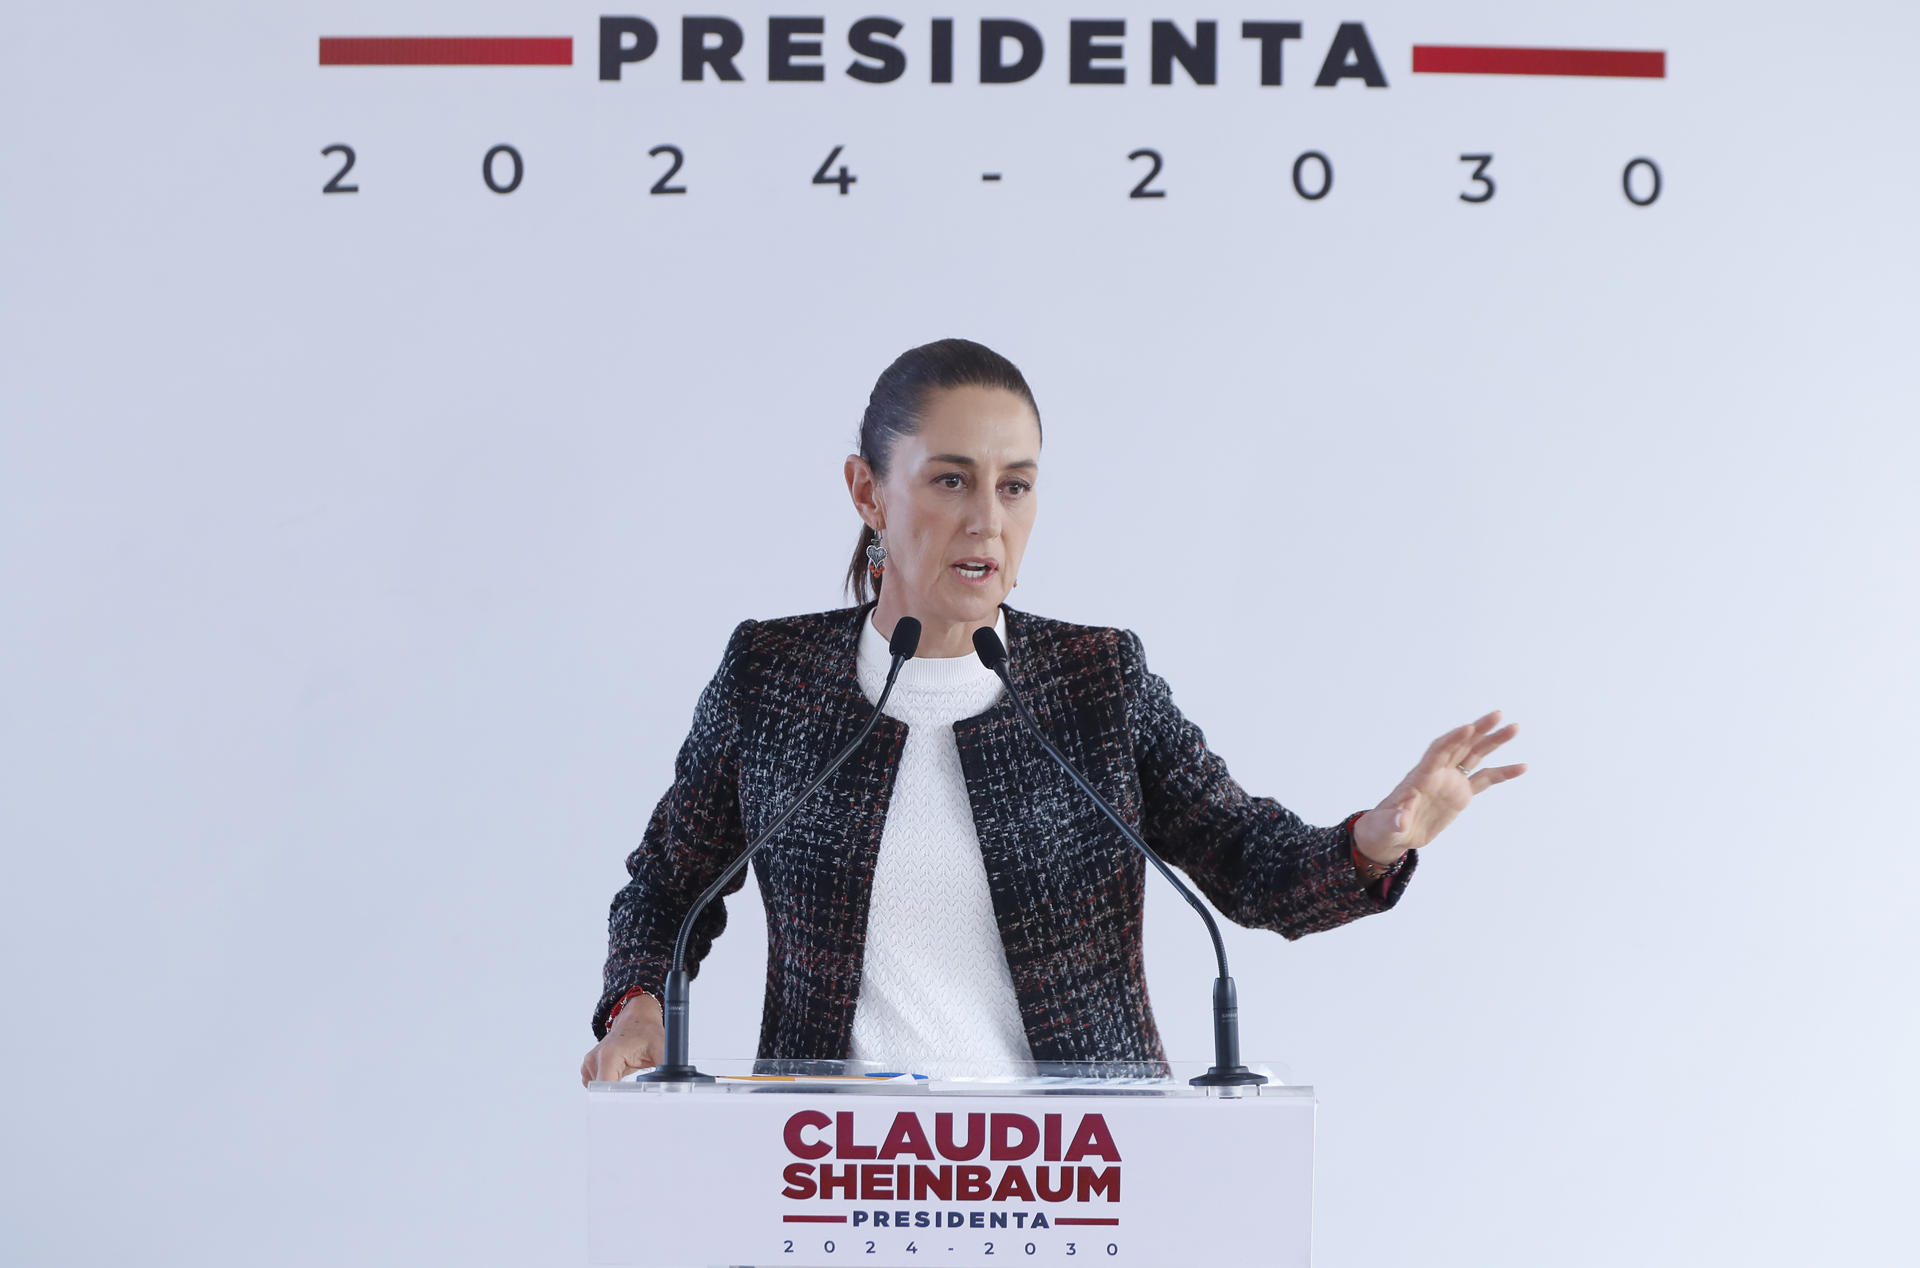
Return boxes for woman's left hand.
[1351,710,1526,865]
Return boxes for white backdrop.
[4,3,1917,1266]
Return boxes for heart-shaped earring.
[865,530,887,581]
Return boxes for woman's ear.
[844,455,884,530]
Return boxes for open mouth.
[951,559,999,582]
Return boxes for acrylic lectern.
[588,1059,1313,1267]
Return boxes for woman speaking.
[580,339,1524,1083]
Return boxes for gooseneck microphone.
[972,627,1267,1088]
[635,616,922,1083]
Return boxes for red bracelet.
[607,986,658,1026]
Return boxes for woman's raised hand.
[1351,710,1526,865]
[580,993,666,1086]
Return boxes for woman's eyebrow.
[927,454,1038,470]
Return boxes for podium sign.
[588,1061,1313,1267]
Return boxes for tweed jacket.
[594,605,1414,1063]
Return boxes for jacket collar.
[838,602,1034,683]
[828,602,1038,728]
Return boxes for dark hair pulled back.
[845,338,1041,603]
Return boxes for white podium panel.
[588,1062,1313,1268]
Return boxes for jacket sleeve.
[1117,628,1414,939]
[592,621,757,1038]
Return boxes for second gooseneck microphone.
[972,626,1267,1088]
[635,616,921,1083]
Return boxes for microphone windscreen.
[971,625,1007,671]
[889,617,922,660]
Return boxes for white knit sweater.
[847,611,1033,1076]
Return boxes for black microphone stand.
[634,617,921,1083]
[974,628,1267,1089]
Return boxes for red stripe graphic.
[319,37,573,66]
[1055,1218,1121,1226]
[783,1215,849,1224]
[1412,45,1665,79]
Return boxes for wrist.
[1349,808,1409,867]
[608,987,662,1029]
